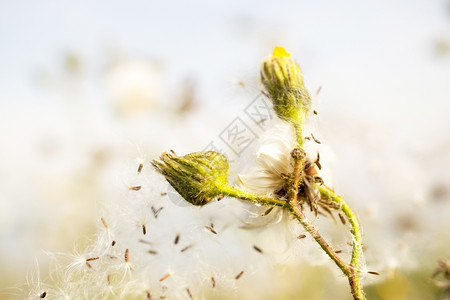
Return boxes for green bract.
[261,46,311,125]
[152,151,229,206]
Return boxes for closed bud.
[153,151,229,206]
[261,46,311,123]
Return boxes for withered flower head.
[261,46,311,123]
[153,151,229,206]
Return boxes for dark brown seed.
[315,153,322,170]
[235,270,244,280]
[313,110,318,115]
[138,163,143,174]
[186,288,193,300]
[40,291,47,298]
[181,245,192,252]
[142,224,147,235]
[368,271,380,275]
[305,136,311,140]
[217,194,224,201]
[160,192,167,196]
[125,249,129,262]
[204,226,217,234]
[174,234,180,245]
[338,213,346,225]
[86,257,99,262]
[170,149,176,155]
[147,250,158,255]
[112,240,116,246]
[335,250,343,254]
[253,245,263,253]
[101,217,108,229]
[86,262,92,269]
[311,133,321,144]
[129,186,142,191]
[297,234,306,239]
[159,273,171,281]
[262,207,274,216]
[211,276,216,288]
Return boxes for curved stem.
[288,205,350,276]
[319,185,366,300]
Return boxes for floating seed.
[253,245,263,253]
[368,271,380,275]
[138,163,143,174]
[315,86,322,97]
[204,226,217,234]
[146,291,152,299]
[211,276,216,288]
[86,262,92,269]
[129,186,142,191]
[159,273,171,282]
[235,270,244,280]
[151,206,164,218]
[125,249,129,263]
[186,288,193,300]
[142,224,147,235]
[217,194,224,201]
[160,192,167,196]
[174,234,180,245]
[313,110,318,115]
[107,274,111,285]
[335,250,343,254]
[40,291,47,298]
[305,136,311,140]
[181,245,192,252]
[256,118,267,125]
[311,133,321,144]
[101,217,108,229]
[112,240,116,246]
[297,234,306,239]
[139,239,152,245]
[147,250,158,255]
[86,257,99,262]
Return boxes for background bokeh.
[1,0,450,299]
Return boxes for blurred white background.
[1,0,450,299]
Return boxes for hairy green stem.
[221,186,288,208]
[288,205,350,276]
[293,120,305,147]
[319,185,366,300]
[222,161,365,299]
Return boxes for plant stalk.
[319,185,366,300]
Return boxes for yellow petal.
[272,46,291,58]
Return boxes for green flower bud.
[153,151,229,206]
[261,46,311,123]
